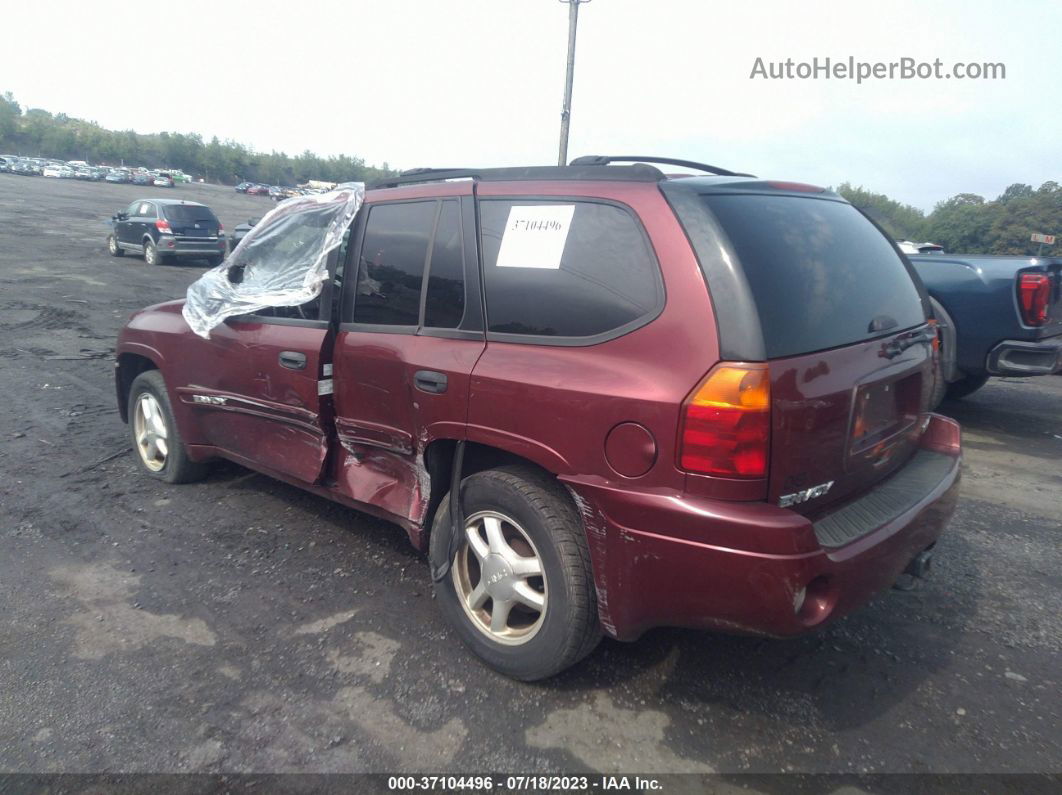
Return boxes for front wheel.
[429,466,600,680]
[128,370,210,484]
[108,234,124,257]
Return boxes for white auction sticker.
[495,205,575,269]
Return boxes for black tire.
[927,297,952,410]
[928,356,947,411]
[128,370,210,484]
[945,373,990,401]
[107,234,124,257]
[143,238,161,266]
[206,255,224,267]
[430,466,600,680]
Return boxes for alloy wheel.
[133,393,168,472]
[452,510,548,645]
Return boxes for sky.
[3,0,1058,211]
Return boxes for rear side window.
[479,200,662,339]
[702,195,926,358]
[353,201,436,326]
[164,205,217,224]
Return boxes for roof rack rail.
[368,163,666,189]
[569,155,755,178]
[370,168,482,189]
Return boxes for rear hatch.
[163,204,219,239]
[697,190,935,516]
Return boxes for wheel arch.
[421,439,569,541]
[928,294,960,382]
[115,352,160,423]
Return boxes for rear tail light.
[679,364,770,478]
[1018,272,1051,326]
[155,218,172,233]
[218,222,224,233]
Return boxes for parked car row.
[0,156,189,187]
[235,181,324,201]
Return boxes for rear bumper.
[565,414,962,641]
[986,335,1062,376]
[158,234,227,258]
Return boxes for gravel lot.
[0,174,1059,777]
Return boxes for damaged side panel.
[328,333,485,547]
[333,441,432,532]
[566,485,619,638]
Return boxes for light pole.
[557,0,591,167]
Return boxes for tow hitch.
[893,545,935,591]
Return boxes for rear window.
[164,205,217,224]
[703,195,926,358]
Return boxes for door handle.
[279,351,307,370]
[414,370,448,394]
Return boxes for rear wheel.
[430,466,600,681]
[128,370,210,484]
[107,234,124,257]
[928,355,947,410]
[143,239,161,266]
[945,373,990,401]
[206,255,224,267]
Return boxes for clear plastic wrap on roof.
[182,183,365,337]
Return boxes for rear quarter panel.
[468,182,720,491]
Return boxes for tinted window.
[424,201,465,328]
[164,205,218,223]
[353,202,436,326]
[702,196,925,358]
[135,202,155,217]
[479,201,661,338]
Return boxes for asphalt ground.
[0,173,1058,780]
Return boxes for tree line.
[836,181,1060,256]
[0,91,396,186]
[2,91,1058,256]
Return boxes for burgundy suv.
[115,156,961,680]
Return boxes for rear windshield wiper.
[880,326,936,359]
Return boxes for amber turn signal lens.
[688,365,770,411]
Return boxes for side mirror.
[115,212,127,221]
[227,263,246,284]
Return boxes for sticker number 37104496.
[495,204,575,270]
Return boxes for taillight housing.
[155,218,172,233]
[1018,272,1051,326]
[679,364,770,478]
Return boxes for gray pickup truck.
[901,248,1062,404]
